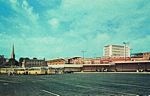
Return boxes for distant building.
[91,58,101,64]
[100,57,131,64]
[47,58,66,65]
[131,52,150,61]
[67,57,101,64]
[7,44,19,66]
[84,58,93,64]
[11,44,15,59]
[47,57,101,65]
[143,52,150,60]
[21,58,47,67]
[0,55,6,66]
[103,45,130,58]
[67,57,83,64]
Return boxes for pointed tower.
[11,44,15,59]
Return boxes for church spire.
[11,44,15,59]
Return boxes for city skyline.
[0,0,150,59]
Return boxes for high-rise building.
[103,45,130,58]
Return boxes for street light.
[81,50,87,64]
[123,42,129,61]
[130,48,133,57]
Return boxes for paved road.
[0,73,150,96]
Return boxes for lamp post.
[123,42,129,61]
[81,50,86,64]
[130,48,133,57]
[123,42,129,72]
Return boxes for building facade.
[90,58,101,64]
[0,55,6,65]
[143,52,150,60]
[103,45,130,58]
[131,52,150,61]
[67,57,83,64]
[11,44,15,59]
[6,44,19,66]
[47,58,66,65]
[21,58,47,67]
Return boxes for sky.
[0,0,150,60]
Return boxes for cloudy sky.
[0,0,150,59]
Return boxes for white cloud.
[1,0,150,58]
[48,18,60,28]
[9,0,17,4]
[22,0,39,23]
[22,0,28,9]
[9,0,39,24]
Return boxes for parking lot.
[0,73,150,96]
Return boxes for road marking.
[98,80,150,89]
[3,83,9,85]
[48,79,136,96]
[0,79,20,84]
[110,82,150,89]
[71,83,136,95]
[69,83,136,95]
[41,90,60,96]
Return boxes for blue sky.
[0,0,150,59]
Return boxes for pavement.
[0,73,150,96]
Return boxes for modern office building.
[103,45,130,58]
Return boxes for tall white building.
[103,45,130,57]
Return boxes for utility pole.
[123,42,129,61]
[81,50,86,64]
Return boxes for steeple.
[11,44,15,59]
